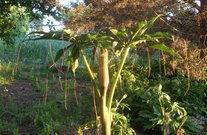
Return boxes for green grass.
[0,39,96,134]
[0,61,15,85]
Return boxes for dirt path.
[0,80,42,135]
[0,80,42,107]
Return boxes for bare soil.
[0,80,42,135]
[0,77,92,135]
[0,80,42,107]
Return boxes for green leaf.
[130,39,147,47]
[119,28,128,38]
[138,21,146,29]
[145,15,160,29]
[30,30,71,41]
[131,15,160,41]
[54,48,66,62]
[54,44,73,62]
[110,28,119,35]
[149,43,179,56]
[152,32,171,39]
[131,21,146,40]
[70,44,80,62]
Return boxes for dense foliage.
[0,6,29,46]
[0,0,206,135]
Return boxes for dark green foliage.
[162,78,207,119]
[0,6,29,46]
[121,63,206,134]
[183,118,204,134]
[0,0,62,20]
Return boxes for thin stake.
[159,51,162,75]
[147,47,151,78]
[74,78,78,105]
[44,74,48,105]
[131,57,135,72]
[64,76,68,110]
[60,47,66,71]
[49,44,63,91]
[91,47,100,134]
[184,40,190,96]
[92,85,101,135]
[58,76,64,91]
[161,51,167,76]
[49,44,56,67]
[16,44,24,71]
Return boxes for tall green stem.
[107,46,130,117]
[163,125,167,135]
[81,50,101,97]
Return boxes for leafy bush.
[0,5,30,46]
[121,63,206,134]
[134,85,187,134]
[111,95,136,135]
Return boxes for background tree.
[0,0,64,20]
[0,6,30,46]
[0,0,66,46]
[64,0,207,50]
[199,0,207,48]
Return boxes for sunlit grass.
[0,77,13,85]
[0,61,15,85]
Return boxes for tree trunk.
[199,0,207,49]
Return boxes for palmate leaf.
[32,30,98,64]
[30,31,71,41]
[145,15,161,30]
[109,28,124,44]
[152,32,171,39]
[131,21,145,41]
[130,39,147,47]
[131,15,160,41]
[149,43,179,56]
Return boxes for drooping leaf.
[30,30,72,41]
[72,59,79,76]
[70,44,80,62]
[54,47,66,63]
